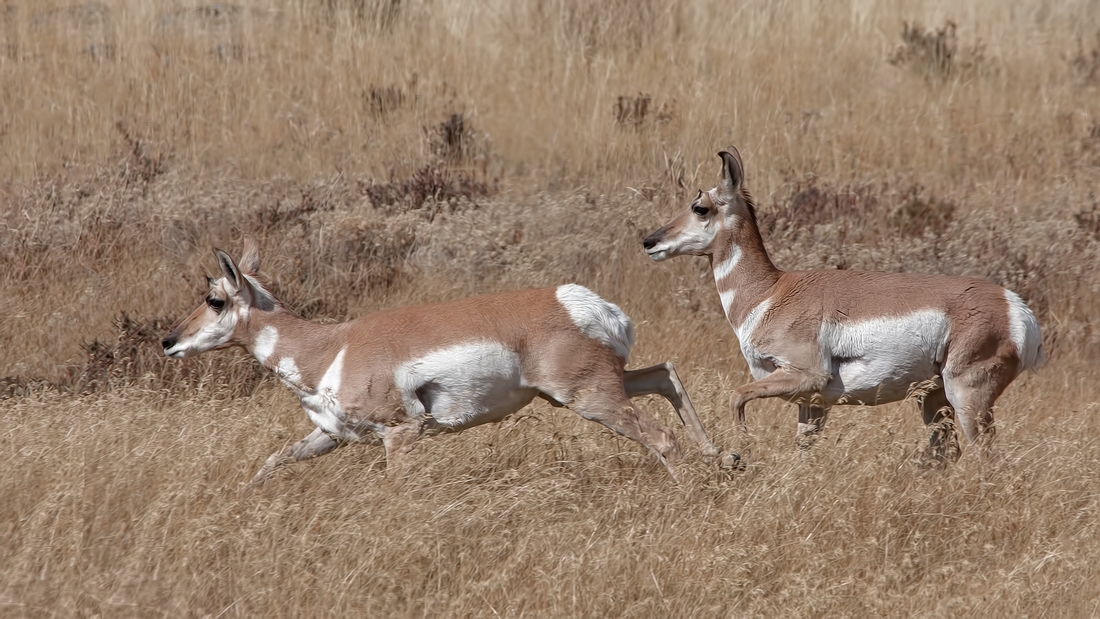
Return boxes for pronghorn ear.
[238,234,261,275]
[214,248,243,295]
[717,147,744,200]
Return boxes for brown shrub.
[360,165,492,218]
[888,20,989,81]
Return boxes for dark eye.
[207,297,225,312]
[693,205,710,217]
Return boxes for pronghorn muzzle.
[642,227,671,260]
[162,331,179,354]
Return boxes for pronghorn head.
[643,146,755,261]
[162,235,275,359]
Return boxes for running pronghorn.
[162,236,728,485]
[642,146,1045,457]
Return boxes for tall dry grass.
[2,0,1100,616]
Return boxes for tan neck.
[241,308,345,375]
[711,219,781,329]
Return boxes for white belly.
[394,341,538,429]
[820,310,950,405]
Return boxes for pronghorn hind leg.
[795,403,830,450]
[942,372,1006,452]
[623,362,722,459]
[251,427,340,487]
[568,386,683,481]
[917,380,960,462]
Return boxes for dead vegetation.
[888,20,990,81]
[3,0,1100,616]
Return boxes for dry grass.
[3,0,1100,616]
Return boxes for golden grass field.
[3,0,1100,616]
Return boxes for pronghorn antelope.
[642,147,1045,457]
[162,237,727,485]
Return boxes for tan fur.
[163,238,728,485]
[644,147,1045,458]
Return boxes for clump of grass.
[427,112,489,167]
[1073,193,1100,241]
[360,165,492,218]
[1066,30,1100,85]
[115,121,168,190]
[762,180,954,245]
[614,93,676,132]
[888,20,988,81]
[73,313,269,396]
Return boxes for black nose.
[642,235,658,250]
[162,335,176,350]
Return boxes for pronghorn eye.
[207,297,225,312]
[692,205,710,217]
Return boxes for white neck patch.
[253,326,278,364]
[712,245,743,283]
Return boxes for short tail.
[1005,290,1046,373]
[555,284,636,362]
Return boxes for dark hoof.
[719,452,745,471]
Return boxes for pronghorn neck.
[243,309,345,391]
[710,213,781,329]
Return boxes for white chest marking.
[734,298,775,379]
[394,341,537,429]
[253,326,278,364]
[296,348,349,438]
[555,284,635,361]
[718,288,737,320]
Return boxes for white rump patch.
[253,326,278,364]
[393,341,537,429]
[1005,289,1045,372]
[555,284,635,361]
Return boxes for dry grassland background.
[3,0,1100,616]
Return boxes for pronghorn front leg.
[381,420,425,481]
[569,388,684,481]
[623,362,721,459]
[729,368,828,430]
[251,427,340,487]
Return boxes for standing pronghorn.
[642,146,1045,457]
[162,236,727,485]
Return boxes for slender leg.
[569,385,683,481]
[917,380,959,462]
[729,368,828,429]
[251,427,340,487]
[623,362,721,458]
[795,404,830,450]
[942,374,999,450]
[382,421,425,481]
